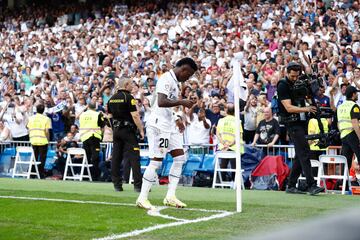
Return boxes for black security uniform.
[277,78,317,189]
[107,89,142,190]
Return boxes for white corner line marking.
[93,211,234,240]
[0,195,235,240]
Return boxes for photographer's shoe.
[308,185,324,195]
[286,186,306,194]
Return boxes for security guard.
[308,117,329,159]
[216,103,244,181]
[79,102,105,181]
[277,62,324,195]
[27,103,52,179]
[107,77,144,192]
[337,86,360,170]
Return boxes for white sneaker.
[136,198,155,210]
[163,196,187,208]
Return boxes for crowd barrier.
[0,141,344,178]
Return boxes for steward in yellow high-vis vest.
[79,103,105,181]
[27,104,51,179]
[337,86,360,170]
[308,118,329,151]
[216,104,244,182]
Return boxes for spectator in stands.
[251,107,280,149]
[243,94,258,144]
[0,100,29,141]
[186,108,211,146]
[47,107,69,142]
[0,120,11,142]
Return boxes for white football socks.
[138,160,162,201]
[166,155,186,198]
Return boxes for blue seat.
[199,154,216,172]
[182,154,203,176]
[160,153,173,176]
[0,148,16,176]
[45,150,56,170]
[139,156,150,174]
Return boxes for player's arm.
[158,93,194,108]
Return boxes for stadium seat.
[199,154,216,172]
[160,153,173,177]
[319,155,351,195]
[0,148,16,176]
[12,146,40,179]
[63,148,93,181]
[182,154,203,176]
[45,150,56,171]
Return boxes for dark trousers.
[243,130,256,144]
[111,126,142,189]
[220,157,236,181]
[288,125,316,188]
[83,136,101,180]
[32,144,48,178]
[341,131,360,170]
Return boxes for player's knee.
[148,160,162,170]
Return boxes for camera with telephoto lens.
[286,63,338,147]
[305,129,339,149]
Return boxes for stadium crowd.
[0,0,360,179]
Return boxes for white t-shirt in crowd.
[146,69,180,133]
[186,114,211,145]
[2,112,28,138]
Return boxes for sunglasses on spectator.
[190,97,197,100]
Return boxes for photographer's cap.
[345,86,360,99]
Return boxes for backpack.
[192,171,213,188]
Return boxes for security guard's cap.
[345,86,360,99]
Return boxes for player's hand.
[176,119,185,133]
[181,99,195,109]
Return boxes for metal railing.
[0,141,344,176]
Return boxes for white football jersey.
[147,70,180,133]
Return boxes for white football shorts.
[147,126,183,159]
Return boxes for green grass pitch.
[0,178,359,240]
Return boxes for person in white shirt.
[186,108,211,145]
[0,101,29,141]
[136,57,198,210]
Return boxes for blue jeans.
[52,132,65,142]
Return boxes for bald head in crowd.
[226,103,235,116]
[264,107,273,121]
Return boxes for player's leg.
[136,127,168,210]
[164,132,187,208]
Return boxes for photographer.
[278,62,324,195]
